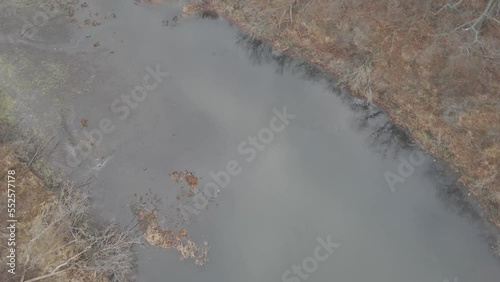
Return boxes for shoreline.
[202,0,500,227]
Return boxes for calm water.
[2,0,499,281]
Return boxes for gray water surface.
[3,0,500,281]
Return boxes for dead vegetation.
[131,171,209,267]
[0,144,141,282]
[170,170,199,189]
[183,2,219,19]
[132,205,209,267]
[204,0,500,225]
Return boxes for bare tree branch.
[19,182,141,282]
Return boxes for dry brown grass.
[0,145,75,281]
[200,0,500,224]
[0,143,138,281]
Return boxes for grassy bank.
[191,0,500,225]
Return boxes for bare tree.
[18,183,90,281]
[19,182,142,282]
[73,222,142,281]
[436,0,500,44]
[463,0,500,42]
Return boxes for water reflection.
[233,30,500,248]
[235,32,415,158]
